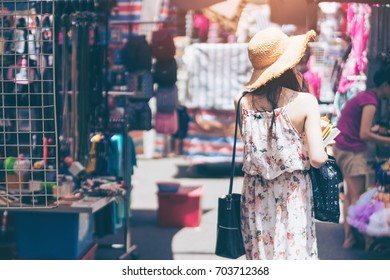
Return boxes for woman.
[235,28,328,260]
[333,66,390,249]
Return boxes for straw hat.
[244,27,316,91]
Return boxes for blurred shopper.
[333,66,390,249]
[235,28,328,260]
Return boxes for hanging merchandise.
[156,85,178,113]
[108,134,123,178]
[153,58,177,86]
[330,43,352,94]
[155,110,179,135]
[122,34,153,72]
[182,43,251,110]
[366,5,390,89]
[151,28,176,61]
[55,2,110,164]
[7,56,35,85]
[126,101,153,131]
[337,3,371,95]
[85,139,98,175]
[126,70,154,100]
[85,133,108,176]
[12,17,28,54]
[172,105,190,139]
[107,96,125,133]
[0,0,58,209]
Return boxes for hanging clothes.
[337,3,371,95]
[108,133,137,178]
[366,5,390,88]
[182,43,251,110]
[109,134,123,178]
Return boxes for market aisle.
[96,157,389,260]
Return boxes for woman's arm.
[303,94,328,168]
[360,105,390,145]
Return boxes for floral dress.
[240,103,318,260]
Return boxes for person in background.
[235,28,328,260]
[333,66,390,249]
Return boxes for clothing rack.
[108,92,137,260]
[105,20,167,260]
[53,0,139,259]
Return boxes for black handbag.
[309,155,342,223]
[215,94,245,259]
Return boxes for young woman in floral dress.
[235,28,328,260]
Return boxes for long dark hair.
[250,69,302,145]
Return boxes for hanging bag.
[154,58,177,86]
[156,85,178,113]
[155,110,178,135]
[122,35,152,72]
[215,94,246,259]
[172,105,190,139]
[126,70,154,100]
[151,29,176,61]
[126,101,153,131]
[309,155,342,223]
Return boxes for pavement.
[95,156,390,260]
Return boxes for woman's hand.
[371,124,380,133]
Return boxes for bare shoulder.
[291,92,318,111]
[295,91,318,104]
[234,92,247,108]
[234,93,241,105]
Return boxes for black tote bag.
[215,94,246,259]
[309,155,342,223]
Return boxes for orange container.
[157,186,203,227]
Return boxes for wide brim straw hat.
[244,27,316,91]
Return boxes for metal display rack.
[0,0,58,209]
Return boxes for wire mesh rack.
[0,0,58,209]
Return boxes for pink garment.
[304,56,321,99]
[304,70,321,99]
[337,3,371,94]
[193,14,209,42]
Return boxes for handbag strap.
[228,92,247,196]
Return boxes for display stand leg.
[117,99,138,259]
[118,133,137,259]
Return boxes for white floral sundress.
[240,102,318,260]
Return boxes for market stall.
[328,1,390,253]
[0,0,139,260]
